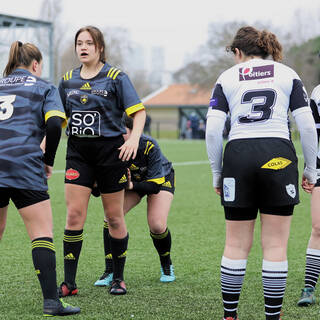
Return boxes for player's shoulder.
[311,84,320,101]
[105,64,125,80]
[61,68,78,82]
[139,134,159,154]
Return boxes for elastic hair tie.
[18,41,23,47]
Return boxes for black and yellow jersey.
[129,134,172,185]
[58,63,144,138]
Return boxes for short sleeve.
[117,73,145,116]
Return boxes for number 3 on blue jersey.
[238,89,276,123]
[0,95,16,120]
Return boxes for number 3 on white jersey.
[0,95,16,120]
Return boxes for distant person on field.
[144,113,152,135]
[189,112,200,139]
[93,114,176,286]
[206,26,317,320]
[0,41,80,316]
[297,83,320,307]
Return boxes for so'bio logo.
[70,110,101,136]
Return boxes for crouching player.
[94,114,176,288]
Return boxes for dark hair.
[122,113,133,129]
[227,26,283,61]
[75,26,106,63]
[3,41,42,77]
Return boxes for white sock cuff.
[221,256,247,269]
[262,259,288,272]
[307,248,320,256]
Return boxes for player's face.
[76,31,100,65]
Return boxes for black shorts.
[0,188,50,210]
[65,135,128,193]
[222,138,299,211]
[136,169,175,198]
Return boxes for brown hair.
[3,41,42,77]
[227,26,283,62]
[75,26,106,63]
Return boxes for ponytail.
[3,41,42,77]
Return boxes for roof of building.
[142,83,211,106]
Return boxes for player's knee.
[312,223,320,238]
[149,223,166,235]
[107,216,122,230]
[66,208,83,227]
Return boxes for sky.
[1,0,320,72]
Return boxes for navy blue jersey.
[129,134,172,184]
[0,68,66,191]
[59,63,145,137]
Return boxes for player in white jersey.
[297,84,320,306]
[206,26,317,320]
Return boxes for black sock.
[110,233,128,280]
[31,237,58,300]
[103,221,113,273]
[150,228,172,267]
[63,229,83,285]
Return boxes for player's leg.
[95,190,141,287]
[0,205,8,240]
[147,190,175,282]
[298,186,320,306]
[222,207,256,320]
[260,211,292,320]
[15,191,80,316]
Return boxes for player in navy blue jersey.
[297,84,320,307]
[206,26,317,320]
[58,26,146,296]
[94,114,175,286]
[0,41,80,316]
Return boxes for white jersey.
[310,84,320,165]
[207,58,310,141]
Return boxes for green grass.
[0,138,317,319]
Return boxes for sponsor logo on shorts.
[118,174,127,184]
[129,163,139,171]
[65,168,80,180]
[239,65,274,81]
[223,177,235,202]
[286,184,296,198]
[261,157,292,170]
[162,181,172,188]
[80,94,88,104]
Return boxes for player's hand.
[118,136,139,161]
[214,187,222,196]
[301,175,314,193]
[44,165,53,179]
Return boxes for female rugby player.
[206,26,317,320]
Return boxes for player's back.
[218,58,305,141]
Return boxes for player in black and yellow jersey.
[58,26,146,296]
[0,41,80,316]
[94,114,175,286]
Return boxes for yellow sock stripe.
[32,241,55,252]
[104,221,109,229]
[106,253,112,259]
[63,234,83,242]
[107,67,115,78]
[113,69,121,80]
[160,251,170,257]
[150,229,168,239]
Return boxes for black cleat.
[43,298,80,316]
[58,282,78,298]
[109,279,127,295]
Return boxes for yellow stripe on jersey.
[63,69,73,81]
[125,103,145,116]
[107,67,115,78]
[147,176,165,185]
[107,67,121,80]
[45,110,67,128]
[113,69,121,80]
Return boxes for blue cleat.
[297,287,315,307]
[160,264,176,282]
[94,272,113,287]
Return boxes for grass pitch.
[0,138,317,319]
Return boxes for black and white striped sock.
[221,256,247,319]
[262,260,287,320]
[305,248,320,289]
